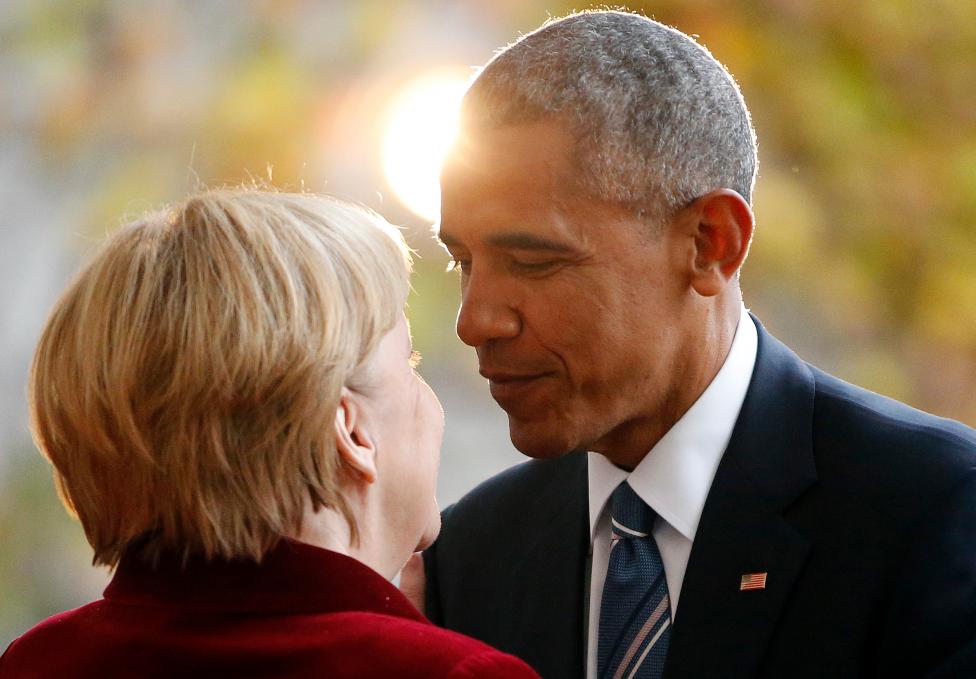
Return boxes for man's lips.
[479,369,548,383]
[479,369,552,403]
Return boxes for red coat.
[0,539,539,678]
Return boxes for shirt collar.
[588,304,758,543]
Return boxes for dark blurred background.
[2,0,974,646]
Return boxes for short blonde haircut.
[29,188,411,567]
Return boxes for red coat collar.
[105,538,426,622]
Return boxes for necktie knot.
[610,481,656,539]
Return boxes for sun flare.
[381,69,470,223]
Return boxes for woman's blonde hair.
[29,188,411,567]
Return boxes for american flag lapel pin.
[740,572,768,591]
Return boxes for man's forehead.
[443,120,576,178]
[438,127,584,245]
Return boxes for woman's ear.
[686,189,755,297]
[334,387,377,484]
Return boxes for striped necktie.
[597,481,672,679]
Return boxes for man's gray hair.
[461,10,758,223]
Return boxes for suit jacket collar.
[105,538,426,621]
[663,314,818,678]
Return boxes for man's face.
[439,121,701,462]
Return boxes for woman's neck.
[293,499,407,580]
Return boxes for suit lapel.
[664,317,818,679]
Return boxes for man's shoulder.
[425,451,588,664]
[753,317,976,495]
[443,451,587,525]
[809,364,976,482]
[793,361,976,537]
[433,450,588,577]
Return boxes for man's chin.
[508,421,578,459]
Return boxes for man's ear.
[686,189,754,297]
[334,387,377,484]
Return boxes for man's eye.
[510,259,555,273]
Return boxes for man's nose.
[456,272,521,347]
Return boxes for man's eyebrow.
[437,230,576,253]
[487,233,576,252]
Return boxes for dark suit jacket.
[424,317,976,678]
[1,539,539,678]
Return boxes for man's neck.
[594,303,741,470]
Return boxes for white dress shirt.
[584,305,758,679]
